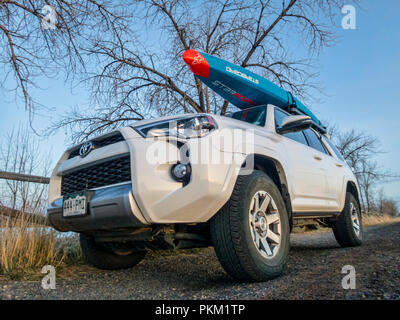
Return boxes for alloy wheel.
[248,190,282,259]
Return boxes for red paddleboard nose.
[183,50,210,78]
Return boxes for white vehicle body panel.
[48,105,360,230]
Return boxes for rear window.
[227,106,267,127]
[322,136,345,162]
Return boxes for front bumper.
[48,183,146,232]
[47,126,246,231]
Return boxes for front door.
[274,109,330,212]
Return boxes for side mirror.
[147,128,170,137]
[276,115,312,135]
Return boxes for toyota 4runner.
[48,105,363,282]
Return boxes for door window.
[304,129,328,154]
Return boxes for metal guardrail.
[0,206,49,226]
[0,170,50,184]
[0,171,50,226]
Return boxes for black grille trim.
[61,155,131,195]
[68,132,125,159]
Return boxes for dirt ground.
[1,222,399,300]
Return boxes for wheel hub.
[249,190,282,259]
[350,202,361,238]
[254,213,268,235]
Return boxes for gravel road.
[1,222,399,300]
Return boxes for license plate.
[63,192,87,217]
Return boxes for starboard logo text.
[226,66,259,85]
[212,80,256,106]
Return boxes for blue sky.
[1,0,399,200]
[315,0,400,200]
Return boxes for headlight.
[135,115,217,138]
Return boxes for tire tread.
[80,234,146,270]
[332,192,362,247]
[211,170,289,282]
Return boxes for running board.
[293,212,340,219]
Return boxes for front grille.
[68,132,125,159]
[61,155,131,195]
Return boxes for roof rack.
[285,92,327,134]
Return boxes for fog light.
[171,163,190,182]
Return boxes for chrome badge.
[79,141,94,157]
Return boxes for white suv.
[48,104,363,282]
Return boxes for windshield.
[226,106,267,127]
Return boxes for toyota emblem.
[79,141,94,157]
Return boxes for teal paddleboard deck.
[183,50,323,128]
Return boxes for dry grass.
[0,213,83,280]
[362,213,400,227]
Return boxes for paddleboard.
[182,49,323,127]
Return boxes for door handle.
[335,163,344,168]
[313,155,322,161]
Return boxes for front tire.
[210,170,290,282]
[80,234,147,270]
[331,192,363,247]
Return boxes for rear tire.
[80,233,146,270]
[331,192,363,247]
[210,170,290,282]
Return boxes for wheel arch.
[244,154,293,230]
[346,180,361,210]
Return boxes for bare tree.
[48,0,356,141]
[357,160,381,212]
[374,188,398,216]
[334,129,380,170]
[0,126,51,215]
[0,0,133,122]
[379,199,399,217]
[330,128,398,212]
